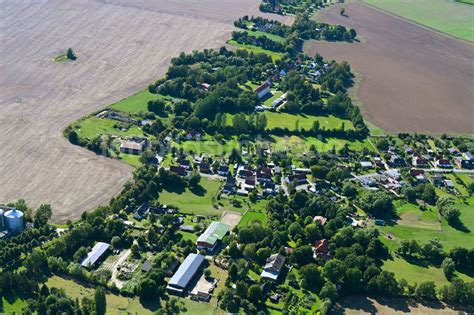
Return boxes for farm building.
[81,242,110,268]
[196,221,230,252]
[120,139,145,155]
[254,81,271,99]
[190,275,217,301]
[260,253,286,281]
[167,253,205,295]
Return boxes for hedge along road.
[0,0,292,223]
[305,1,474,135]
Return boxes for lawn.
[243,30,287,43]
[382,257,473,288]
[46,275,158,314]
[227,40,285,60]
[364,0,474,41]
[238,211,268,227]
[119,152,142,167]
[110,89,161,114]
[72,117,144,140]
[172,135,240,157]
[271,135,374,153]
[378,198,474,251]
[264,112,355,131]
[159,177,223,216]
[45,275,219,314]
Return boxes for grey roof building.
[81,242,110,268]
[167,253,205,295]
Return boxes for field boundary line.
[361,0,474,44]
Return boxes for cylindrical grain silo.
[4,209,24,235]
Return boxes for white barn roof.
[81,242,110,267]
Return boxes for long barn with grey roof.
[167,253,205,295]
[81,242,110,268]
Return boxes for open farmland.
[364,0,474,42]
[0,0,283,222]
[333,295,470,314]
[305,1,474,134]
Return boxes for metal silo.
[4,209,24,235]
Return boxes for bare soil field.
[332,295,472,315]
[220,211,242,229]
[305,1,474,134]
[0,0,275,222]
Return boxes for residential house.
[217,165,230,177]
[199,162,212,174]
[254,81,271,99]
[199,83,211,91]
[389,155,406,167]
[431,173,444,187]
[314,239,328,255]
[186,130,202,140]
[179,159,191,170]
[260,253,286,281]
[435,158,452,169]
[120,139,145,155]
[222,176,237,194]
[170,165,187,176]
[313,216,327,226]
[285,173,307,185]
[412,156,430,168]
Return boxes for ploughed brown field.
[305,2,474,134]
[0,0,292,222]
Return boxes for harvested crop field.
[332,295,471,315]
[0,0,283,222]
[305,1,474,134]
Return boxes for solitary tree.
[67,48,77,61]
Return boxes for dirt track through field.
[305,1,474,134]
[0,0,290,222]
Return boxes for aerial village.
[1,0,473,314]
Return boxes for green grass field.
[173,135,240,157]
[379,198,474,251]
[243,30,287,43]
[238,211,268,227]
[46,275,220,315]
[119,153,142,167]
[159,177,223,216]
[264,112,355,131]
[271,135,374,153]
[382,256,473,287]
[110,90,160,114]
[72,117,144,140]
[364,0,474,41]
[227,40,285,60]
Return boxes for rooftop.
[167,253,205,291]
[197,221,230,246]
[81,242,110,268]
